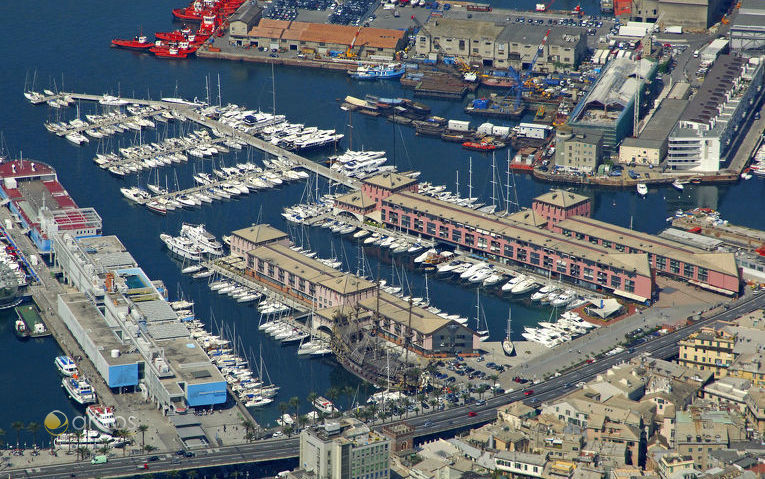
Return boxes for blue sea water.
[0,0,762,450]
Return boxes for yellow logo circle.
[44,410,68,436]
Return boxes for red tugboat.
[155,26,193,42]
[111,35,154,50]
[462,139,506,151]
[150,46,189,59]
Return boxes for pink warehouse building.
[334,175,741,300]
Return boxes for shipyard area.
[3,0,765,476]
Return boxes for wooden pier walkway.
[47,91,359,189]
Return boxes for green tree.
[488,374,499,394]
[144,444,157,453]
[137,424,149,452]
[278,402,289,422]
[342,385,355,411]
[11,421,24,448]
[26,422,40,448]
[283,424,294,437]
[76,446,90,461]
[307,392,318,422]
[326,387,340,410]
[289,396,300,422]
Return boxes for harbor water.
[0,0,763,442]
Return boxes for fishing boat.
[348,63,406,80]
[502,307,514,356]
[14,319,29,339]
[111,35,154,50]
[54,355,78,376]
[86,405,116,433]
[62,376,97,405]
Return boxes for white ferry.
[54,355,78,376]
[54,430,121,447]
[86,405,116,433]
[62,377,96,405]
[313,396,338,414]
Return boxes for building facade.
[300,420,391,479]
[667,55,765,172]
[677,328,736,377]
[554,127,604,173]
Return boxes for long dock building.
[334,173,742,300]
[54,233,228,412]
[228,224,480,357]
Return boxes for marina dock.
[41,92,359,189]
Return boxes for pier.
[43,92,360,189]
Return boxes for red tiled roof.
[248,20,404,49]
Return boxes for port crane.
[503,28,551,110]
[344,25,364,58]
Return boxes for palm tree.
[241,419,254,441]
[326,387,340,408]
[144,444,157,453]
[488,374,499,394]
[137,424,149,453]
[27,422,40,448]
[278,402,289,424]
[11,421,23,448]
[74,430,83,460]
[477,385,489,400]
[76,446,89,461]
[289,396,300,422]
[342,385,355,411]
[298,415,308,430]
[98,437,111,456]
[307,392,318,422]
[0,427,6,448]
[283,425,294,438]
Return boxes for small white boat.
[637,183,648,196]
[671,179,684,190]
[54,355,78,376]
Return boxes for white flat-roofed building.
[667,55,765,172]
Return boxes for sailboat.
[474,288,489,342]
[502,307,514,356]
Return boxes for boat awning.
[688,280,736,296]
[613,289,649,303]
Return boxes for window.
[465,234,474,246]
[683,263,694,278]
[401,215,410,228]
[438,225,449,239]
[504,244,513,257]
[670,259,680,275]
[698,267,708,282]
[427,222,436,235]
[477,237,487,249]
[452,229,462,242]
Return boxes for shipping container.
[517,122,552,139]
[448,119,471,132]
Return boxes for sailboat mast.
[505,152,511,214]
[468,157,473,200]
[456,170,460,197]
[217,73,222,107]
[491,153,497,208]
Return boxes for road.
[11,291,764,478]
